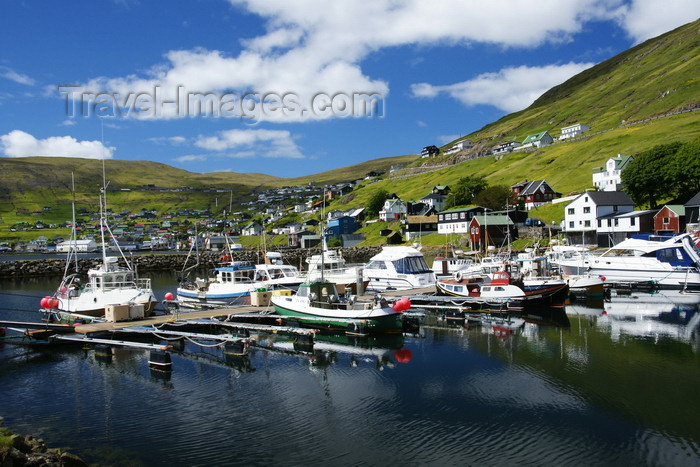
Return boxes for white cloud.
[194,129,304,159]
[70,1,696,121]
[150,136,187,145]
[411,62,595,113]
[0,130,114,159]
[0,66,35,86]
[618,0,700,44]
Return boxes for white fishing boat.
[177,259,259,306]
[41,177,157,318]
[363,246,436,292]
[560,234,700,289]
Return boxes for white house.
[592,155,634,192]
[241,222,263,236]
[444,139,474,155]
[559,123,590,140]
[56,239,98,253]
[596,209,657,247]
[563,191,634,246]
[379,198,406,221]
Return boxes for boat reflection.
[254,332,408,369]
[566,290,700,345]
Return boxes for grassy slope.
[0,20,698,243]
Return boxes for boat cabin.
[296,281,340,309]
[215,261,256,283]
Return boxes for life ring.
[454,271,463,282]
[221,254,231,263]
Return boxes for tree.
[444,176,488,208]
[472,185,517,211]
[622,142,681,208]
[670,139,700,199]
[366,189,389,217]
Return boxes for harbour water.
[1,273,699,466]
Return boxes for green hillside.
[0,19,698,241]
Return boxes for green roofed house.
[592,154,635,192]
[520,131,553,149]
[468,214,517,252]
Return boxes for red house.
[511,180,561,210]
[654,205,685,234]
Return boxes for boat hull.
[271,297,403,334]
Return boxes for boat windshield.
[393,256,431,274]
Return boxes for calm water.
[1,273,699,466]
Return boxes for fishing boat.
[560,234,700,289]
[363,246,436,291]
[40,178,157,318]
[270,280,407,334]
[436,271,526,309]
[177,259,259,306]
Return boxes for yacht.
[560,234,700,289]
[363,246,436,292]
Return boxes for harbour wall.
[0,247,384,279]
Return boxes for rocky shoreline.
[0,246,386,279]
[0,417,87,467]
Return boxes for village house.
[468,214,516,252]
[420,145,439,158]
[404,214,438,240]
[563,191,634,246]
[511,180,561,210]
[558,123,590,140]
[519,131,554,149]
[491,141,521,155]
[379,198,406,221]
[592,155,634,192]
[241,222,263,236]
[597,209,658,247]
[325,215,357,242]
[654,205,685,235]
[437,206,489,235]
[56,239,98,253]
[444,140,473,155]
[685,191,700,227]
[420,185,450,212]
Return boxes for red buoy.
[164,292,174,301]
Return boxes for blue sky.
[1,1,698,178]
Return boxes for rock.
[59,452,88,467]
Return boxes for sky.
[1,1,698,179]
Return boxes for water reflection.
[566,290,700,347]
[2,277,700,465]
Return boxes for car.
[525,218,545,227]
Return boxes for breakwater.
[0,247,384,279]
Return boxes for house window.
[608,219,612,227]
[460,212,465,219]
[568,208,575,215]
[614,219,619,227]
[439,215,443,221]
[585,196,589,202]
[631,217,636,226]
[569,221,574,229]
[663,217,670,224]
[584,220,591,227]
[598,220,601,227]
[583,207,590,214]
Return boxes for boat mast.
[63,172,79,278]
